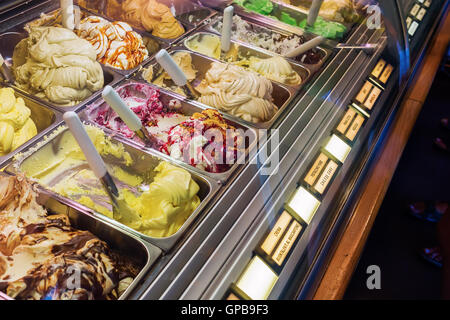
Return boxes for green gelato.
[280,12,297,26]
[234,0,347,40]
[235,0,273,15]
[298,16,347,39]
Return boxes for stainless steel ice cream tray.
[183,30,317,85]
[154,0,218,27]
[134,48,296,130]
[0,1,170,78]
[231,1,352,44]
[204,13,331,70]
[272,0,363,26]
[5,125,220,252]
[0,86,63,168]
[74,0,217,46]
[0,172,162,300]
[0,30,124,113]
[79,79,258,183]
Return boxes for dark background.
[344,55,450,299]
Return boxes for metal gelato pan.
[150,0,217,27]
[0,86,62,168]
[232,1,351,43]
[80,79,258,183]
[5,2,169,77]
[0,172,162,300]
[184,31,313,89]
[74,0,216,45]
[275,0,363,25]
[6,125,219,251]
[206,14,331,69]
[135,49,295,130]
[0,31,123,113]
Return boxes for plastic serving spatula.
[63,112,141,226]
[0,54,14,83]
[221,6,234,53]
[102,85,159,148]
[155,49,200,100]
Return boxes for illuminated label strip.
[234,256,278,300]
[353,81,382,112]
[406,0,432,40]
[225,58,394,300]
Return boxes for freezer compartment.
[80,79,257,183]
[184,31,313,89]
[206,14,330,68]
[6,125,219,251]
[0,0,29,15]
[0,172,161,300]
[0,31,123,112]
[74,0,213,45]
[0,86,62,167]
[232,1,350,42]
[136,49,294,129]
[279,0,363,25]
[8,3,168,77]
[146,0,217,27]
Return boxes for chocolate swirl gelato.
[0,175,137,300]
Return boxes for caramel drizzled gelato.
[77,16,149,70]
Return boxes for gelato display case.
[0,0,448,300]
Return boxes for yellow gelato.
[185,34,221,60]
[12,27,104,106]
[185,33,302,86]
[18,125,201,238]
[120,162,201,237]
[0,88,37,156]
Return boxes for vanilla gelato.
[12,27,104,106]
[196,62,278,123]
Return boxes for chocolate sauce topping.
[0,175,138,300]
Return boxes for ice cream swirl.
[12,27,104,106]
[122,0,185,39]
[196,62,278,123]
[77,16,149,70]
[236,56,302,86]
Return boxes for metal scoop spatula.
[63,112,141,226]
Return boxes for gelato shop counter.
[0,0,448,300]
